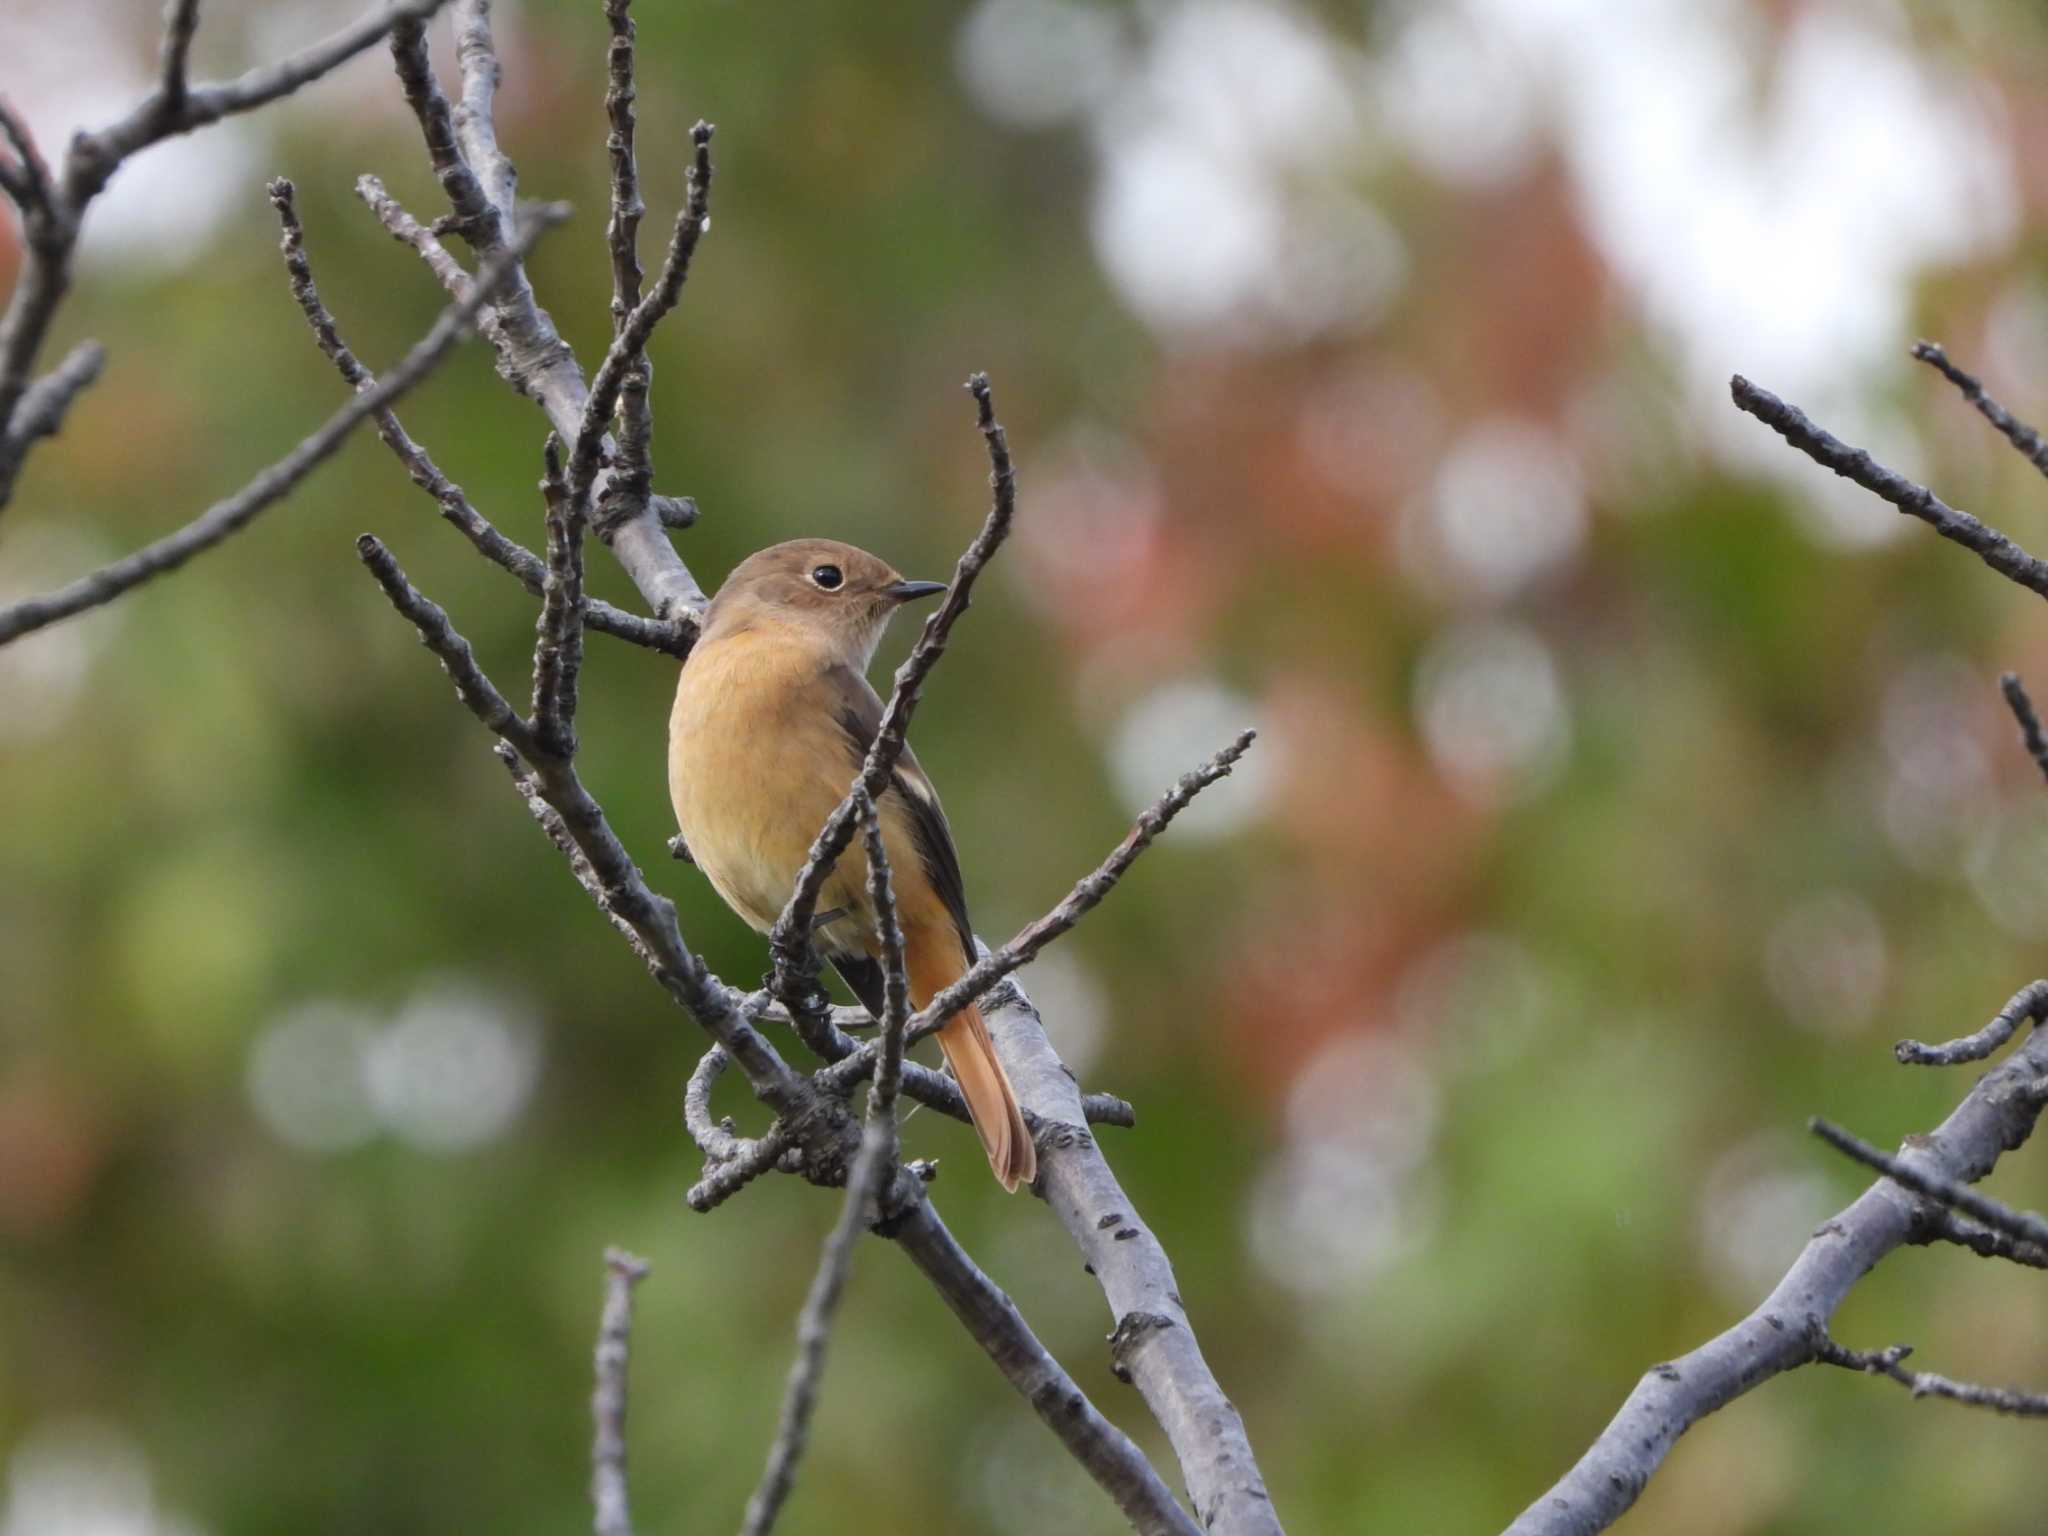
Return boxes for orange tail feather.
[935,1003,1036,1192]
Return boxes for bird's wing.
[827,952,888,1018]
[823,662,976,958]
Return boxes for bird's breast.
[668,633,858,934]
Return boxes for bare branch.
[860,792,912,1125]
[592,1248,650,1536]
[573,122,714,512]
[1810,1116,2048,1251]
[766,372,1019,1030]
[0,210,562,650]
[356,537,802,1106]
[269,178,687,656]
[77,0,448,180]
[2001,673,2048,789]
[357,535,535,749]
[1915,1206,2048,1270]
[450,0,517,213]
[957,981,1283,1536]
[0,99,50,212]
[602,0,645,327]
[387,13,508,260]
[1815,1337,2048,1418]
[1502,998,2048,1536]
[1895,977,2048,1067]
[532,437,585,759]
[0,340,104,463]
[887,1193,1205,1536]
[735,1121,891,1536]
[358,172,477,299]
[819,730,1254,1099]
[1912,341,2048,481]
[2,0,446,468]
[907,730,1256,1049]
[383,12,707,625]
[1731,374,2048,600]
[158,0,203,113]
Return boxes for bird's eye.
[810,564,844,590]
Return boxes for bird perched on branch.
[668,538,1036,1191]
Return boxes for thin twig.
[357,535,535,749]
[269,179,685,656]
[822,731,1255,1094]
[860,792,912,1126]
[357,538,803,1106]
[0,210,563,650]
[1815,1337,2048,1418]
[0,99,48,213]
[886,1192,1205,1536]
[2,2,444,508]
[592,1248,650,1536]
[1912,341,2048,481]
[1810,1116,2048,1250]
[735,1121,892,1536]
[2001,674,2048,789]
[1730,374,2048,600]
[573,122,714,510]
[1913,1207,2048,1270]
[532,437,586,759]
[450,0,517,214]
[1503,996,2048,1535]
[157,0,203,112]
[382,10,707,624]
[602,0,645,328]
[0,340,105,460]
[766,373,1019,1031]
[1895,978,2048,1068]
[907,730,1255,1048]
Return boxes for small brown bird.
[668,538,1036,1191]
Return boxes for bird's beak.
[886,579,948,603]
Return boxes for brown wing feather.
[825,664,976,959]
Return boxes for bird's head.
[701,538,946,667]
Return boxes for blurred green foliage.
[8,2,2048,1533]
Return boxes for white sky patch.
[968,0,2018,432]
[1435,0,2015,418]
[1414,621,1570,803]
[365,978,542,1153]
[1249,1030,1440,1297]
[1078,1,1401,344]
[247,977,541,1155]
[1406,418,1586,601]
[0,1419,205,1536]
[4,0,448,270]
[246,999,384,1155]
[955,0,1128,129]
[1106,676,1270,840]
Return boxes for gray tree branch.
[0,211,560,649]
[591,1248,650,1536]
[0,0,450,510]
[268,177,688,655]
[1506,354,2048,1534]
[1502,997,2048,1535]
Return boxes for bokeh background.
[8,0,2048,1531]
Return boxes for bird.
[667,538,1037,1191]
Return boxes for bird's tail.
[934,1003,1037,1192]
